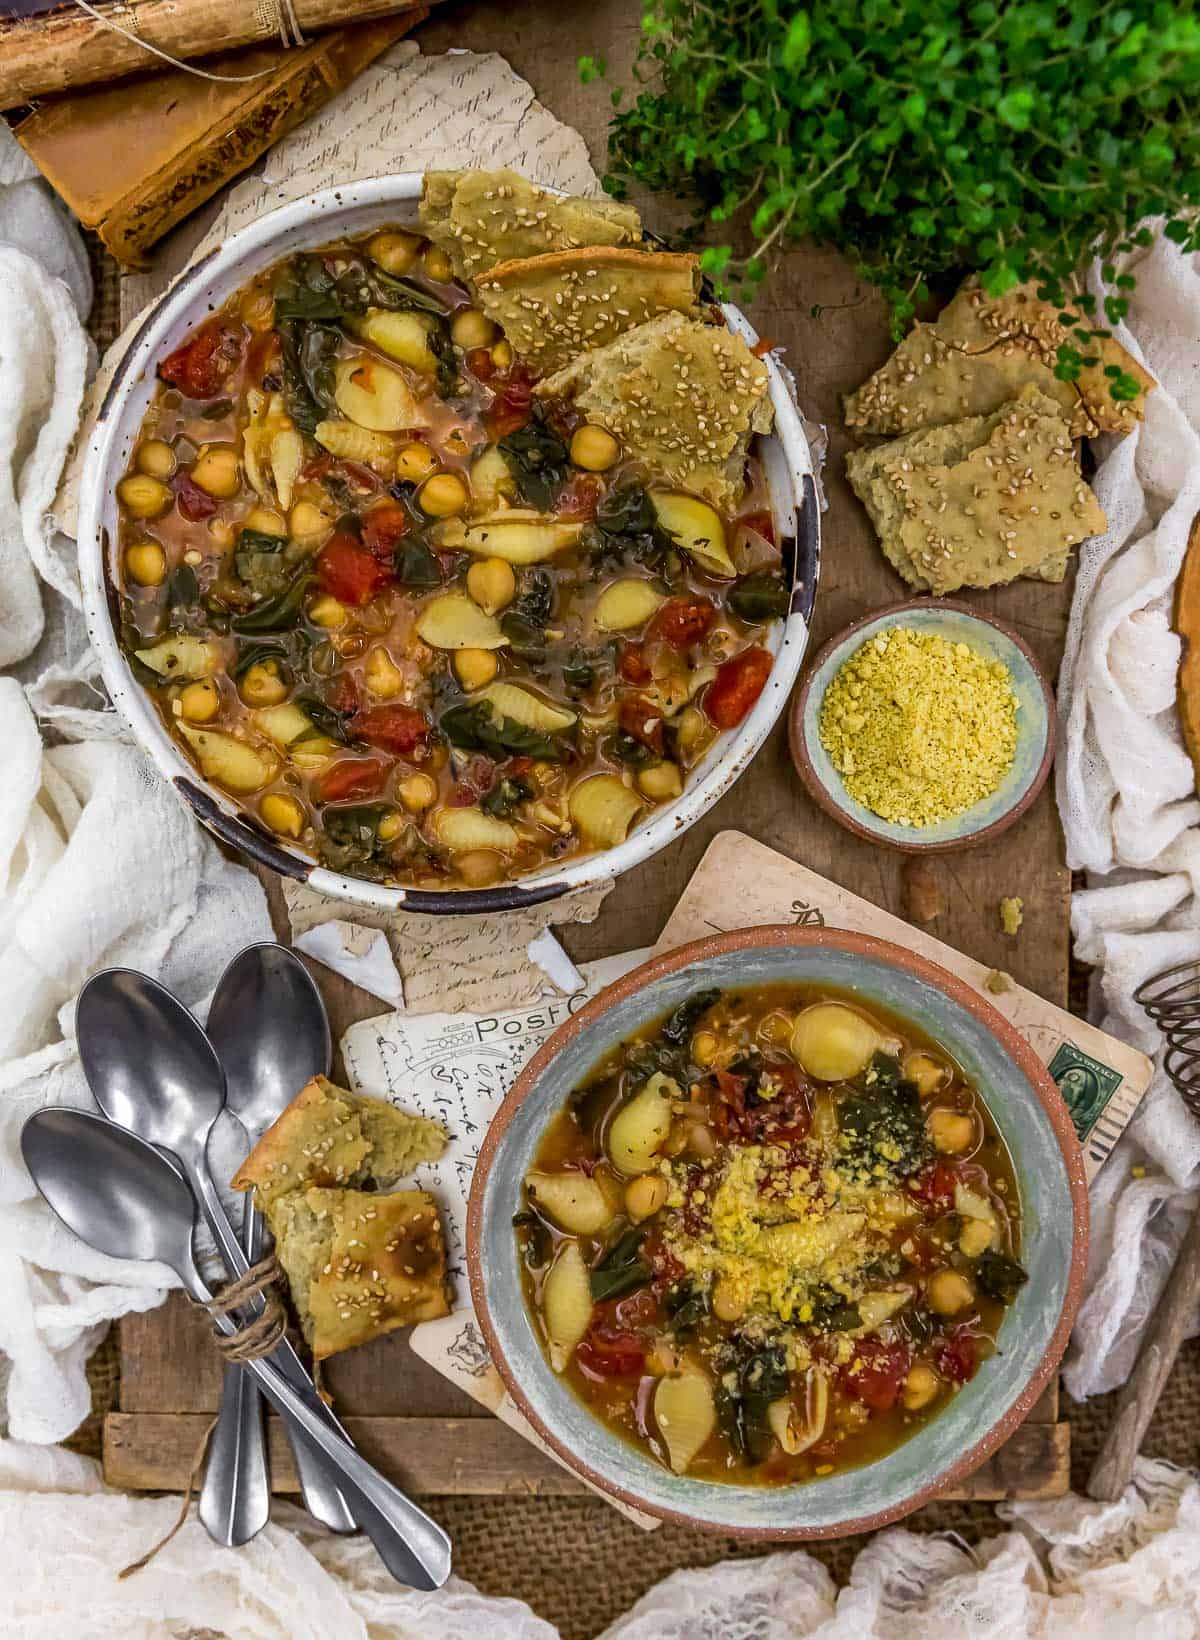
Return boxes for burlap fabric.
[70,243,1200,1640]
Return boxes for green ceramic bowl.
[467,926,1087,1538]
[789,601,1056,853]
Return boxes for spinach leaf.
[365,266,450,317]
[394,533,442,588]
[163,562,209,633]
[729,571,791,623]
[806,1284,862,1332]
[664,1281,710,1336]
[589,1229,651,1302]
[661,987,721,1047]
[499,413,571,511]
[440,701,567,763]
[587,483,677,572]
[279,321,339,434]
[481,774,535,819]
[199,397,234,420]
[838,1062,930,1179]
[500,571,556,663]
[231,641,289,681]
[317,803,402,880]
[716,1343,790,1463]
[605,730,660,768]
[975,1249,1029,1304]
[273,258,344,322]
[562,644,611,694]
[292,692,360,747]
[231,572,311,634]
[512,1209,552,1269]
[234,529,292,602]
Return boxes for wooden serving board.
[104,0,1071,1509]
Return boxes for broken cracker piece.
[474,245,700,375]
[269,1185,449,1358]
[418,168,641,281]
[845,277,1155,439]
[231,1074,447,1211]
[846,386,1106,595]
[1000,896,1024,936]
[536,310,772,512]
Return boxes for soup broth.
[517,983,1026,1487]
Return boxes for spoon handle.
[201,1357,270,1546]
[183,1264,450,1589]
[244,1197,358,1534]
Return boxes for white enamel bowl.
[77,175,821,914]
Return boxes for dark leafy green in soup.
[516,984,1026,1487]
[112,227,786,889]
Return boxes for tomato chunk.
[467,346,496,381]
[704,646,773,729]
[159,323,242,400]
[619,696,665,755]
[361,503,411,559]
[904,1161,959,1214]
[354,704,431,758]
[485,364,536,440]
[317,757,390,804]
[651,595,716,648]
[171,470,216,522]
[553,474,603,521]
[316,530,394,605]
[840,1336,912,1412]
[618,642,652,685]
[935,1328,980,1384]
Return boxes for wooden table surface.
[106,0,1071,1506]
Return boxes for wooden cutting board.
[103,0,1072,1510]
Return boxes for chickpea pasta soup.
[516,984,1027,1487]
[112,170,786,891]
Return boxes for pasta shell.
[654,1370,716,1475]
[543,1241,593,1372]
[525,1170,619,1235]
[416,592,508,651]
[790,1003,879,1082]
[607,1071,678,1175]
[568,774,643,849]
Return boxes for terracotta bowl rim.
[466,923,1088,1537]
[788,599,1058,856]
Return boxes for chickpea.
[368,230,420,276]
[124,540,166,587]
[457,849,503,888]
[712,1278,748,1323]
[422,243,455,283]
[418,472,469,517]
[239,288,276,331]
[239,659,289,708]
[243,507,287,537]
[135,438,176,480]
[905,1051,950,1097]
[467,557,517,615]
[398,772,438,813]
[376,809,406,842]
[625,1172,668,1222]
[190,444,241,499]
[683,1119,717,1160]
[691,1030,719,1067]
[927,1269,976,1316]
[570,424,621,472]
[395,442,437,484]
[208,518,236,550]
[902,1364,940,1412]
[117,474,170,519]
[450,308,497,351]
[260,792,305,838]
[959,1217,996,1259]
[637,761,683,802]
[289,499,334,541]
[673,704,708,755]
[928,1107,974,1155]
[454,647,499,690]
[364,645,405,700]
[179,679,220,723]
[309,594,348,628]
[757,1009,794,1048]
[491,338,514,371]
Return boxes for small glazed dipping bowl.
[468,925,1087,1537]
[789,600,1056,854]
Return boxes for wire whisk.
[1135,957,1200,1119]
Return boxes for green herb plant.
[585,1,1200,390]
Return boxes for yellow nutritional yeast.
[819,626,1018,827]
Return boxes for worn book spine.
[10,14,425,266]
[0,0,433,108]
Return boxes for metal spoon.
[22,1108,452,1589]
[203,944,354,1538]
[75,968,354,1540]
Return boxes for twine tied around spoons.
[1087,957,1200,1500]
[118,1252,288,1577]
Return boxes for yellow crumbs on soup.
[818,627,1018,827]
